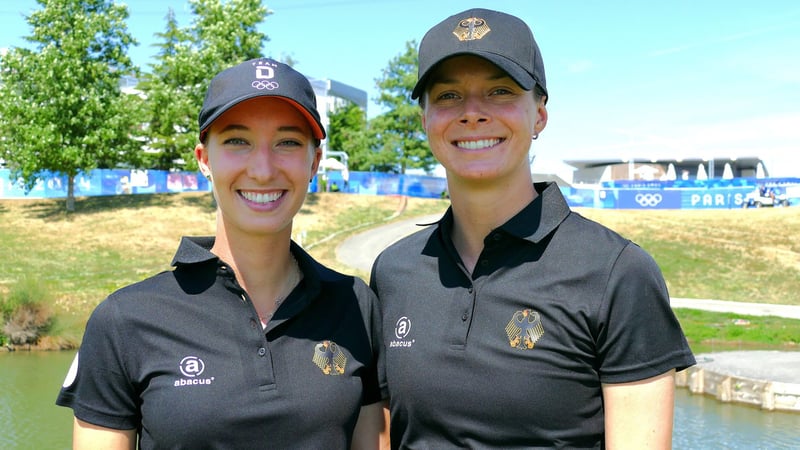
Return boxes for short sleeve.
[55,296,140,430]
[596,243,695,383]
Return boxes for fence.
[1,168,798,210]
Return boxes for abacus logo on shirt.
[174,355,215,387]
[389,316,415,348]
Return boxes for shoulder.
[562,212,643,255]
[374,224,438,267]
[108,270,181,303]
[553,212,663,283]
[313,258,368,289]
[297,250,375,303]
[85,270,183,325]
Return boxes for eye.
[435,91,460,101]
[277,138,303,148]
[490,87,514,96]
[223,137,249,146]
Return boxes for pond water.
[1,350,798,449]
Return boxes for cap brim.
[412,52,536,100]
[199,94,326,142]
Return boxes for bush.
[1,278,53,347]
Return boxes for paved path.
[336,214,443,275]
[670,298,800,319]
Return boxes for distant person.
[342,166,350,192]
[370,8,695,449]
[57,58,386,449]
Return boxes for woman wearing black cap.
[371,9,695,449]
[57,58,387,449]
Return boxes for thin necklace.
[259,254,301,325]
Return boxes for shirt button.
[468,287,474,294]
[462,313,468,321]
[258,347,266,356]
[480,259,489,266]
[250,319,258,329]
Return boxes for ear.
[195,143,211,179]
[533,101,548,135]
[310,145,322,175]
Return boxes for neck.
[211,219,300,324]
[447,178,536,274]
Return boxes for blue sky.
[2,0,799,179]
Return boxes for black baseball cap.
[412,8,547,102]
[198,57,326,142]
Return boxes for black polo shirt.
[57,237,383,449]
[371,182,695,449]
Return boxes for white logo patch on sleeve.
[62,352,79,388]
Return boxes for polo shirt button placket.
[258,347,266,357]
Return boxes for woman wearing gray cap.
[57,58,387,449]
[370,9,695,449]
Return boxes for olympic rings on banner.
[635,193,663,207]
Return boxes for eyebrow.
[218,124,307,134]
[430,72,511,87]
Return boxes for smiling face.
[422,55,547,190]
[195,96,321,238]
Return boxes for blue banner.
[1,168,797,210]
[617,190,682,209]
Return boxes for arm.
[602,370,675,450]
[351,400,390,450]
[73,417,136,450]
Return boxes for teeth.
[455,139,501,150]
[240,191,282,204]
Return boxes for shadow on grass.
[22,193,217,219]
[297,193,320,217]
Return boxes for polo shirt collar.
[171,236,217,266]
[169,236,323,315]
[437,181,570,245]
[501,182,570,244]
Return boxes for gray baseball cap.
[198,58,325,142]
[412,8,547,102]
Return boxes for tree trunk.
[66,176,75,212]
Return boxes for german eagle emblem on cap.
[312,340,347,375]
[453,17,491,41]
[505,309,544,350]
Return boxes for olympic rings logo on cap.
[252,80,279,90]
[635,193,663,207]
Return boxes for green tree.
[368,40,434,174]
[138,0,270,171]
[327,101,372,171]
[0,0,140,211]
[135,8,195,170]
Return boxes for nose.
[247,145,276,181]
[459,95,489,126]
